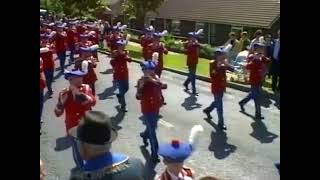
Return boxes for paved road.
[40,53,280,180]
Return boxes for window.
[172,20,180,35]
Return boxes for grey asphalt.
[40,52,280,180]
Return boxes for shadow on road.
[250,119,278,144]
[110,106,126,131]
[181,94,202,111]
[100,68,113,75]
[208,130,237,160]
[53,70,64,80]
[260,95,273,108]
[97,85,117,100]
[54,136,72,151]
[140,146,158,180]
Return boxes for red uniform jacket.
[110,50,132,81]
[40,48,55,71]
[136,76,167,114]
[66,29,77,46]
[184,40,200,67]
[210,60,234,95]
[146,43,168,75]
[40,62,46,91]
[54,32,67,53]
[140,35,153,59]
[54,84,96,132]
[109,34,121,51]
[246,54,269,86]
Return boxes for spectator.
[264,34,274,58]
[69,111,145,180]
[239,31,251,51]
[249,30,264,52]
[270,30,280,92]
[264,34,274,78]
[224,32,241,63]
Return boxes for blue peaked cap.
[140,61,157,71]
[158,140,192,163]
[116,39,127,46]
[253,42,265,48]
[64,70,87,80]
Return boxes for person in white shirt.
[249,30,264,52]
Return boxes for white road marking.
[159,118,174,128]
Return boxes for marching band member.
[155,125,204,180]
[203,48,234,131]
[239,43,270,119]
[54,69,96,170]
[53,23,67,73]
[110,39,132,112]
[76,34,99,96]
[183,29,203,95]
[66,23,77,63]
[40,58,46,134]
[145,31,168,104]
[136,60,167,162]
[140,25,154,60]
[146,30,168,78]
[40,39,55,97]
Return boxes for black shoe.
[151,155,160,163]
[162,101,167,105]
[255,114,264,120]
[239,102,245,112]
[47,90,53,98]
[218,124,227,131]
[120,106,128,112]
[192,92,199,96]
[203,109,212,119]
[140,133,148,146]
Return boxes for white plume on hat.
[40,47,50,54]
[126,34,131,44]
[188,124,204,150]
[88,31,96,35]
[119,25,127,31]
[152,52,159,63]
[89,44,99,51]
[196,29,203,35]
[116,22,121,27]
[81,60,89,73]
[160,30,168,36]
[48,31,56,38]
[149,25,154,31]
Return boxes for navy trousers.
[184,65,197,93]
[141,113,159,158]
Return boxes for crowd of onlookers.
[224,29,280,92]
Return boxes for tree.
[122,0,165,29]
[63,0,103,16]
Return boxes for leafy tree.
[122,0,165,29]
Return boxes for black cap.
[69,111,118,145]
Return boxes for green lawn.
[125,43,210,77]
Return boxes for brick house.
[145,0,280,45]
